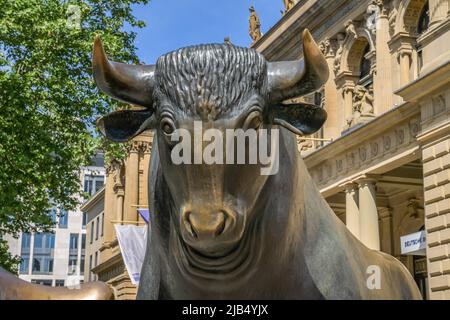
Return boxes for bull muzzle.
[180,208,242,255]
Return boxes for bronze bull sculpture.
[0,30,421,300]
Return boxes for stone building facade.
[82,132,152,300]
[253,0,449,299]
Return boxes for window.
[55,280,65,287]
[96,217,100,240]
[416,2,430,72]
[31,279,52,286]
[101,212,104,237]
[80,234,86,275]
[68,255,78,275]
[49,208,57,224]
[69,233,79,250]
[83,175,105,197]
[80,255,85,275]
[417,2,430,35]
[32,256,53,274]
[90,221,94,244]
[34,233,43,249]
[59,209,68,228]
[19,255,30,274]
[32,233,55,275]
[82,212,87,229]
[94,251,99,281]
[21,233,31,253]
[81,234,86,250]
[359,44,372,87]
[89,255,93,282]
[45,234,55,249]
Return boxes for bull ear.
[97,109,155,142]
[272,103,327,136]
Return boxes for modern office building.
[82,133,152,300]
[252,0,449,299]
[6,154,106,287]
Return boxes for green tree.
[0,0,148,272]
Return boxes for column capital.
[335,71,359,89]
[341,181,358,192]
[354,174,379,187]
[378,206,393,219]
[114,187,125,197]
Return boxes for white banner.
[114,225,147,285]
[400,230,426,256]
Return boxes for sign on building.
[400,230,426,256]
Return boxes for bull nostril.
[182,210,229,239]
[183,211,198,239]
[215,213,227,237]
[214,211,227,237]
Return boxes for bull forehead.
[154,43,268,120]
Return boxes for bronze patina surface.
[0,30,422,300]
[92,29,421,299]
[0,267,113,300]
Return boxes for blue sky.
[127,0,284,63]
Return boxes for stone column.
[343,85,354,128]
[429,0,449,29]
[373,1,393,114]
[101,163,118,262]
[378,207,393,254]
[336,72,358,132]
[344,183,360,239]
[123,142,140,224]
[399,50,412,87]
[321,39,340,140]
[116,188,124,223]
[357,177,380,250]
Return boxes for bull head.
[95,30,328,141]
[94,30,329,258]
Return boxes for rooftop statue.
[283,0,297,14]
[249,6,262,43]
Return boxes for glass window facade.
[82,212,87,229]
[55,280,65,287]
[19,255,30,274]
[69,233,78,250]
[32,233,55,275]
[58,209,68,228]
[31,279,52,286]
[83,175,104,197]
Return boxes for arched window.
[358,44,372,87]
[416,2,430,71]
[417,2,430,35]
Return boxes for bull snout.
[182,210,229,240]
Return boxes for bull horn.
[0,267,113,300]
[267,29,329,103]
[93,36,156,108]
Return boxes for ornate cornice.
[319,38,337,58]
[127,140,152,154]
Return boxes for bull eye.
[160,118,175,135]
[243,110,263,131]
